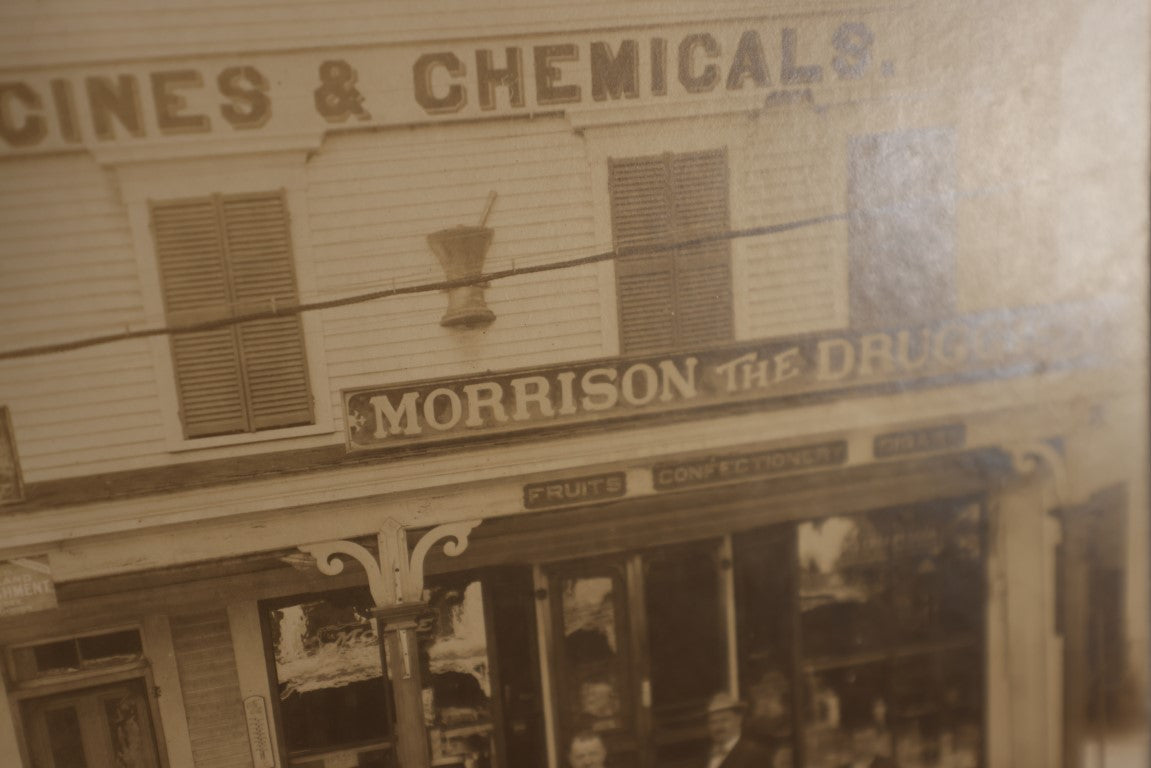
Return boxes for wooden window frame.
[13,668,172,768]
[258,586,397,763]
[6,625,146,690]
[117,158,333,454]
[150,190,315,440]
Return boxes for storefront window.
[261,567,543,768]
[735,527,795,766]
[799,516,889,661]
[794,502,984,768]
[263,587,393,758]
[645,542,727,766]
[735,500,984,767]
[420,577,496,768]
[559,571,628,734]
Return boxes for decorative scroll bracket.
[406,520,481,598]
[298,518,482,608]
[1005,439,1070,507]
[297,538,391,607]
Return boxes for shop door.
[547,541,729,768]
[22,678,162,768]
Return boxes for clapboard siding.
[0,0,869,69]
[0,84,855,484]
[327,319,604,375]
[0,119,604,483]
[736,117,848,339]
[0,155,170,482]
[309,119,603,398]
[170,611,253,768]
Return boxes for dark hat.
[706,692,747,715]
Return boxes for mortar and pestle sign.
[426,192,499,328]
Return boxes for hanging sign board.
[523,472,627,510]
[344,301,1113,455]
[873,423,966,459]
[652,440,848,491]
[0,406,24,505]
[0,556,56,616]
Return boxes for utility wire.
[0,213,846,362]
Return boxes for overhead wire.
[0,212,847,362]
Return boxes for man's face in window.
[707,709,742,745]
[568,736,606,768]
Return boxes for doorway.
[22,678,162,768]
[545,540,730,768]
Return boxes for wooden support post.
[299,518,481,768]
[0,664,25,768]
[375,603,431,768]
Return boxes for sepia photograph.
[0,1,1147,767]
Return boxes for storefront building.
[0,2,1146,768]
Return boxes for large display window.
[262,587,395,766]
[260,498,985,768]
[735,499,985,768]
[260,568,544,768]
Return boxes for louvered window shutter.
[610,156,678,354]
[609,150,732,355]
[152,191,313,439]
[670,150,733,349]
[220,194,313,431]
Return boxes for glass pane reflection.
[561,573,626,733]
[803,662,893,767]
[421,579,495,768]
[799,517,889,660]
[890,650,982,768]
[102,692,156,768]
[797,503,984,767]
[267,588,391,753]
[45,706,88,768]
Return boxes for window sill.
[166,421,336,453]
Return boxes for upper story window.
[150,191,313,439]
[847,128,957,329]
[10,628,144,683]
[609,149,734,355]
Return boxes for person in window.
[568,731,608,768]
[840,723,897,768]
[743,669,791,762]
[704,692,772,768]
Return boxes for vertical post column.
[374,603,431,768]
[226,602,284,768]
[375,520,431,768]
[0,664,25,767]
[300,518,480,768]
[532,565,559,768]
[141,614,196,768]
[988,471,1058,768]
[1058,509,1091,768]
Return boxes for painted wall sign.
[0,407,22,505]
[243,695,276,768]
[524,472,627,510]
[653,440,848,491]
[0,13,904,157]
[0,556,56,616]
[873,423,966,459]
[344,302,1111,454]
